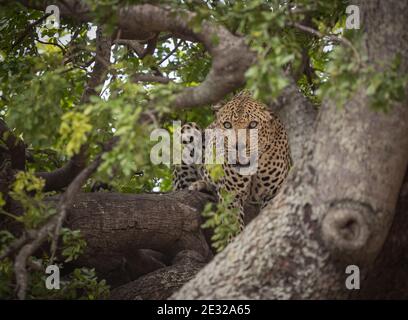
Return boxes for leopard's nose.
[236,142,250,165]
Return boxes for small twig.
[35,37,67,54]
[139,33,159,59]
[0,232,33,261]
[143,110,159,128]
[11,13,52,50]
[59,57,95,74]
[27,258,42,272]
[112,29,122,56]
[291,22,362,66]
[131,73,173,84]
[158,40,183,65]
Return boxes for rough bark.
[355,168,408,299]
[132,73,173,84]
[268,83,318,164]
[172,0,408,299]
[53,191,214,287]
[37,151,87,192]
[110,250,206,300]
[11,0,408,300]
[40,190,258,291]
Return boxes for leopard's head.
[213,91,276,168]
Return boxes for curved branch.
[117,4,255,108]
[131,73,173,84]
[37,148,87,192]
[19,1,255,109]
[110,250,206,300]
[290,22,362,66]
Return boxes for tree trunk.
[356,169,408,299]
[268,82,317,164]
[172,0,408,299]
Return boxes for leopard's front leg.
[188,179,216,195]
[219,164,252,239]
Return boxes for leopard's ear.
[211,101,224,113]
[234,89,252,99]
[264,107,276,120]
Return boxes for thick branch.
[118,5,255,108]
[131,73,173,84]
[80,27,112,104]
[268,82,317,164]
[37,148,87,192]
[19,1,255,109]
[50,190,256,289]
[61,191,214,271]
[114,39,144,57]
[110,250,206,299]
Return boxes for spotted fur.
[173,91,291,236]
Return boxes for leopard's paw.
[188,180,209,192]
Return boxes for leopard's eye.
[223,121,232,129]
[248,121,258,129]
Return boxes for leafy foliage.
[0,0,407,299]
[0,174,109,299]
[5,171,53,229]
[202,190,240,252]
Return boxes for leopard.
[172,90,291,237]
